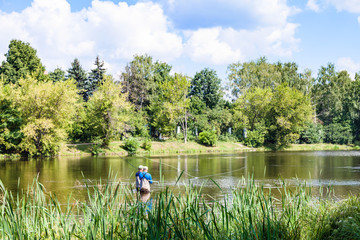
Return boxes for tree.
[13,76,80,156]
[49,67,65,82]
[121,55,155,111]
[67,58,88,101]
[0,39,47,84]
[189,68,222,109]
[227,57,281,98]
[312,64,352,125]
[150,74,190,142]
[0,81,23,153]
[88,56,106,94]
[85,76,131,147]
[265,84,312,149]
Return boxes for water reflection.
[0,151,359,201]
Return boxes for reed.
[0,175,359,239]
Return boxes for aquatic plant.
[0,176,359,239]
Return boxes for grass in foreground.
[0,176,360,239]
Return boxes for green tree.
[312,64,352,125]
[266,84,312,149]
[49,67,65,82]
[0,39,47,84]
[85,76,131,147]
[121,55,155,111]
[84,56,107,101]
[0,81,23,153]
[13,76,80,156]
[189,68,222,109]
[67,58,88,101]
[227,57,281,97]
[150,74,190,142]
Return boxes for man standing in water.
[135,165,143,192]
[140,166,153,193]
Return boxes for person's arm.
[145,173,153,184]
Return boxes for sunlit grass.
[0,175,359,239]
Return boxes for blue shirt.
[140,172,153,184]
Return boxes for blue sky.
[0,0,360,80]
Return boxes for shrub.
[324,122,353,144]
[244,129,266,147]
[123,138,139,155]
[141,139,152,151]
[300,122,324,144]
[198,131,217,146]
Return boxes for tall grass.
[0,176,359,239]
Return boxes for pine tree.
[87,56,106,99]
[67,58,88,101]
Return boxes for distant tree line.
[0,39,359,156]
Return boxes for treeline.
[0,40,359,156]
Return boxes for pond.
[1,150,360,201]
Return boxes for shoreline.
[0,142,358,160]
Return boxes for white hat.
[138,165,143,169]
[142,166,148,170]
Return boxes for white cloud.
[337,57,360,79]
[0,0,183,74]
[184,0,300,65]
[184,28,243,65]
[327,0,360,14]
[307,0,320,12]
[0,0,300,74]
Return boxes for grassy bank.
[61,141,358,157]
[61,140,254,156]
[0,176,359,239]
[0,141,358,160]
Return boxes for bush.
[122,138,139,155]
[198,131,217,146]
[244,129,266,147]
[300,122,324,144]
[324,122,353,144]
[218,134,238,142]
[141,139,152,151]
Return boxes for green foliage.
[122,137,139,155]
[227,57,314,98]
[306,196,360,240]
[244,123,267,147]
[0,39,47,84]
[121,55,157,111]
[141,138,152,151]
[49,67,65,82]
[189,68,222,109]
[324,122,353,144]
[87,55,106,99]
[2,175,359,239]
[67,58,88,101]
[266,84,312,149]
[85,76,131,147]
[13,76,79,156]
[127,110,150,138]
[198,131,217,146]
[313,64,352,125]
[0,83,23,153]
[149,73,190,142]
[300,122,324,144]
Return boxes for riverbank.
[0,176,359,239]
[0,142,358,159]
[61,141,358,156]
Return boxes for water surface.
[1,151,360,201]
